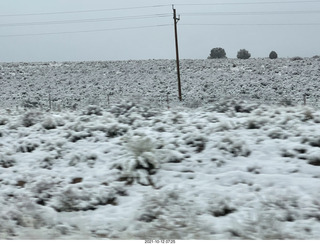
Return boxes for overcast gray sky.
[0,0,320,62]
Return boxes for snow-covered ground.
[1,58,320,109]
[1,58,320,239]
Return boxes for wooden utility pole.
[173,5,182,101]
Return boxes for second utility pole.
[173,5,182,101]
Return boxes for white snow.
[1,58,320,240]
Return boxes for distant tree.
[208,47,227,59]
[269,51,278,59]
[237,49,251,59]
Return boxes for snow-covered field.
[1,58,320,109]
[1,58,320,239]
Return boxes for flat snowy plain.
[1,58,320,239]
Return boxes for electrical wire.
[0,13,171,28]
[1,9,318,28]
[0,4,171,17]
[181,10,320,16]
[176,0,320,6]
[1,2,319,38]
[0,24,172,37]
[181,23,320,26]
[1,1,319,18]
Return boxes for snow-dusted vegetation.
[1,57,320,109]
[1,58,320,239]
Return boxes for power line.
[1,1,318,18]
[0,24,172,37]
[176,0,320,6]
[0,13,171,28]
[182,10,320,16]
[181,23,320,26]
[1,9,317,28]
[0,4,318,38]
[0,4,171,17]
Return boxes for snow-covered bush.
[215,120,236,131]
[216,136,251,157]
[297,107,314,122]
[234,102,258,113]
[206,99,258,114]
[231,209,287,239]
[291,56,303,61]
[280,145,308,159]
[124,188,210,239]
[16,140,39,153]
[113,135,160,185]
[29,176,63,206]
[50,184,117,212]
[67,131,92,142]
[22,98,40,108]
[304,195,320,221]
[246,116,270,129]
[184,99,203,109]
[0,155,16,168]
[108,102,136,117]
[87,122,129,138]
[21,110,44,127]
[279,97,294,106]
[82,105,103,116]
[127,136,154,158]
[267,127,288,139]
[0,117,9,125]
[308,150,320,166]
[0,193,92,239]
[303,136,320,148]
[107,102,157,125]
[183,133,208,153]
[207,194,236,217]
[168,150,186,164]
[42,116,57,130]
[207,100,234,113]
[0,206,16,239]
[0,195,57,239]
[230,193,303,239]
